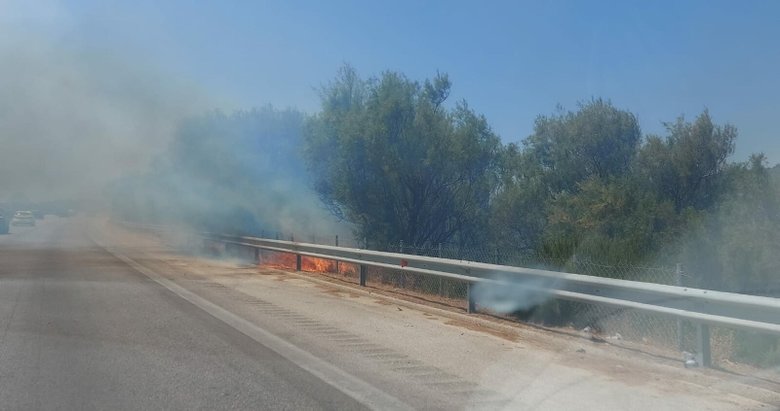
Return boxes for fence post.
[466,282,476,314]
[676,263,685,351]
[296,254,302,271]
[696,323,712,367]
[398,239,407,289]
[438,243,443,296]
[335,235,340,273]
[359,264,366,286]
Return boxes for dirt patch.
[364,280,467,309]
[444,319,519,342]
[315,283,363,299]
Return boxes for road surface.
[0,216,777,410]
[0,218,368,410]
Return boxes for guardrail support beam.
[296,254,302,271]
[696,323,712,367]
[467,283,476,314]
[359,264,367,286]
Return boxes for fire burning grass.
[261,251,356,275]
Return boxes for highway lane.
[0,217,368,410]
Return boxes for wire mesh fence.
[363,266,469,309]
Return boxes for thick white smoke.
[0,2,208,203]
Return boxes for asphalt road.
[0,218,368,410]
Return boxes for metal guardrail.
[119,222,780,368]
[206,233,780,368]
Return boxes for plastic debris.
[683,351,698,368]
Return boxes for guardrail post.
[676,263,684,351]
[466,282,476,313]
[359,264,366,286]
[438,243,443,296]
[696,323,712,367]
[335,235,340,273]
[296,254,302,271]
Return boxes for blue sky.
[10,0,780,163]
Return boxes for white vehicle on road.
[11,211,36,227]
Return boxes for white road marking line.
[96,239,412,411]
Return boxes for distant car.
[11,211,36,227]
[0,211,8,234]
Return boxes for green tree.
[304,66,501,249]
[522,99,642,194]
[636,110,736,212]
[489,143,548,253]
[490,100,642,261]
[542,175,680,266]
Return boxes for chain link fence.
[394,242,698,357]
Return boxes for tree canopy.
[301,67,778,296]
[304,66,501,249]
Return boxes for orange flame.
[261,252,356,275]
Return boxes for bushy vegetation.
[114,65,780,297]
[304,66,500,249]
[306,66,780,296]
